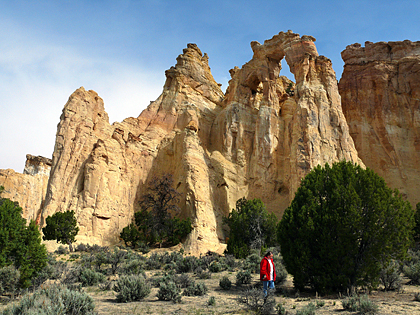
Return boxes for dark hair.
[264,251,273,258]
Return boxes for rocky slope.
[339,40,420,206]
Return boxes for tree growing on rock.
[224,198,278,258]
[121,174,192,248]
[42,210,79,252]
[278,161,415,293]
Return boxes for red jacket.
[260,256,276,281]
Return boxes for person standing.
[260,251,276,296]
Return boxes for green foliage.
[224,197,278,258]
[156,281,182,303]
[414,202,420,243]
[175,255,199,273]
[296,302,317,315]
[219,276,232,290]
[207,296,216,306]
[42,210,79,252]
[278,161,415,292]
[238,288,275,315]
[236,269,252,286]
[1,284,95,315]
[342,295,378,314]
[114,274,151,302]
[0,265,20,298]
[0,197,47,287]
[120,223,141,248]
[120,174,192,248]
[379,260,402,291]
[182,281,208,296]
[78,268,106,287]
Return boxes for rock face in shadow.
[339,40,420,206]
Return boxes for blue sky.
[1,0,419,171]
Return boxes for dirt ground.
[1,262,419,314]
[87,271,420,315]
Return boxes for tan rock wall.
[339,40,420,206]
[0,155,51,223]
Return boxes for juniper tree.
[42,210,79,252]
[277,161,415,293]
[0,188,47,287]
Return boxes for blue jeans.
[263,280,275,296]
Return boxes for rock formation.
[339,40,420,206]
[33,31,361,254]
[0,155,51,222]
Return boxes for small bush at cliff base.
[278,161,415,293]
[114,274,151,303]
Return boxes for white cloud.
[0,19,165,171]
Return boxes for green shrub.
[79,268,106,287]
[0,265,20,298]
[114,274,151,302]
[161,251,183,265]
[278,162,415,293]
[208,296,216,306]
[208,261,225,273]
[145,253,162,270]
[196,269,212,279]
[296,302,317,315]
[183,282,208,296]
[219,276,232,290]
[198,255,216,270]
[75,243,89,252]
[118,259,145,276]
[0,197,48,287]
[1,284,95,315]
[98,280,114,291]
[175,273,194,288]
[157,281,182,303]
[243,252,261,273]
[236,270,252,286]
[176,255,198,273]
[224,198,278,258]
[379,259,402,290]
[31,263,55,290]
[275,303,287,315]
[106,248,128,275]
[358,295,379,314]
[238,288,275,315]
[55,245,69,255]
[342,295,378,314]
[403,261,420,284]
